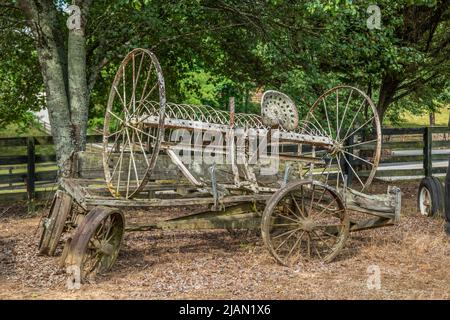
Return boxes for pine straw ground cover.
[0,181,449,300]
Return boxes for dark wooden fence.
[0,135,102,202]
[0,127,449,202]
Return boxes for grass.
[0,123,46,138]
[393,107,450,127]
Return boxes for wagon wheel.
[261,180,349,266]
[65,207,125,282]
[38,190,72,256]
[300,85,381,191]
[103,48,166,198]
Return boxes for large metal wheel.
[261,180,349,266]
[65,207,125,282]
[300,85,381,191]
[103,48,166,198]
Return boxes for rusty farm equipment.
[38,48,401,282]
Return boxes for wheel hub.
[330,141,343,156]
[299,218,316,232]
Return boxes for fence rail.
[0,128,449,202]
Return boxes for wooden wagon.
[38,48,401,282]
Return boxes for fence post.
[27,137,36,212]
[423,126,432,178]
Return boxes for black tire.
[444,160,450,222]
[417,177,444,218]
[431,176,445,218]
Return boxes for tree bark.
[19,0,75,175]
[68,1,91,152]
[376,73,401,124]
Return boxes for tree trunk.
[68,2,90,152]
[376,74,401,125]
[19,0,75,175]
[19,0,92,176]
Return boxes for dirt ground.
[0,181,449,300]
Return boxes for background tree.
[0,0,449,175]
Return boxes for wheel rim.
[262,180,349,266]
[103,48,166,198]
[300,86,381,191]
[80,211,124,280]
[419,187,432,216]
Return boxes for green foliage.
[0,0,449,130]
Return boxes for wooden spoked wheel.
[38,190,73,256]
[103,48,166,198]
[300,85,381,191]
[66,207,125,282]
[261,180,349,266]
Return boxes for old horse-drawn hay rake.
[38,48,401,282]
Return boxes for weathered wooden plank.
[85,194,271,208]
[359,139,450,151]
[0,137,27,147]
[430,127,450,134]
[59,178,89,210]
[126,205,261,231]
[0,154,57,165]
[380,153,450,163]
[156,212,261,230]
[349,217,394,231]
[345,188,396,218]
[0,170,57,184]
[358,167,448,178]
[381,127,425,135]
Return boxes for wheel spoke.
[107,110,124,124]
[342,98,367,142]
[312,230,333,251]
[343,138,377,149]
[337,89,353,138]
[277,211,300,224]
[341,149,374,167]
[285,231,305,261]
[275,228,300,252]
[132,126,150,166]
[341,152,365,188]
[113,85,126,108]
[335,89,339,139]
[322,99,333,138]
[291,193,306,218]
[110,131,126,179]
[125,127,140,188]
[342,116,375,143]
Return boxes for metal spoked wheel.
[66,207,125,282]
[300,85,381,191]
[103,48,166,198]
[261,180,349,266]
